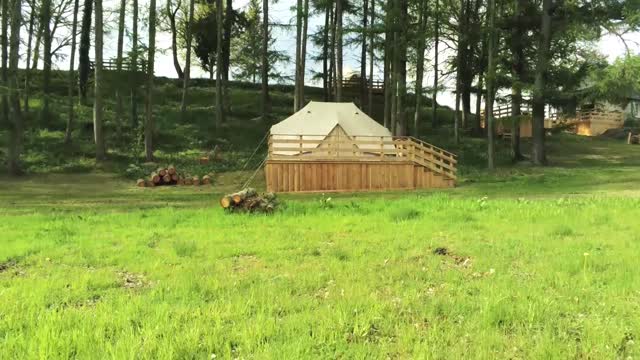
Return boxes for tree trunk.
[299,0,309,109]
[329,3,336,100]
[64,0,80,144]
[367,0,374,116]
[413,0,426,136]
[23,0,36,113]
[396,0,407,136]
[222,0,232,115]
[532,0,551,165]
[78,0,93,102]
[130,0,139,126]
[215,0,225,128]
[1,0,8,132]
[167,0,183,79]
[115,0,127,126]
[474,72,483,133]
[322,4,329,101]
[261,0,270,118]
[294,0,302,111]
[145,0,157,161]
[360,0,368,109]
[181,0,195,116]
[7,0,23,175]
[94,0,106,160]
[40,0,53,126]
[383,0,392,129]
[431,0,439,129]
[486,0,497,170]
[453,0,466,143]
[335,0,343,102]
[509,0,526,161]
[31,21,43,70]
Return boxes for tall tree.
[431,0,439,129]
[130,0,139,126]
[115,0,127,124]
[294,0,302,111]
[532,0,552,165]
[485,0,496,170]
[322,2,330,101]
[181,0,195,116]
[509,0,525,160]
[23,0,36,113]
[367,0,374,115]
[145,0,157,161]
[94,0,106,159]
[64,0,80,144]
[395,0,408,135]
[300,0,309,108]
[166,0,183,78]
[452,0,466,144]
[335,0,343,101]
[78,0,93,101]
[413,0,427,136]
[222,0,232,114]
[39,0,53,125]
[1,0,8,132]
[7,0,23,175]
[261,0,270,118]
[215,0,224,127]
[360,0,368,109]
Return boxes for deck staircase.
[396,137,457,188]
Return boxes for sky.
[45,0,640,109]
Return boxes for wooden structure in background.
[266,135,457,192]
[481,104,556,138]
[482,104,624,137]
[571,109,624,136]
[341,76,384,95]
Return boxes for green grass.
[2,134,640,358]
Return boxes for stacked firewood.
[219,188,278,213]
[136,165,212,187]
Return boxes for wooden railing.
[89,57,148,72]
[268,135,457,180]
[341,78,384,91]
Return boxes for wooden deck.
[266,135,456,193]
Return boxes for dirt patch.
[432,247,472,268]
[118,271,151,289]
[0,259,17,273]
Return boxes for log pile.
[136,165,213,187]
[220,188,278,213]
[628,132,640,145]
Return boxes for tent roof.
[270,101,392,137]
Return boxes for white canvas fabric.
[270,102,393,156]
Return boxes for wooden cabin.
[265,102,457,193]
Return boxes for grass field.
[2,134,640,358]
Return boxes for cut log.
[220,195,233,209]
[167,165,176,175]
[136,179,146,187]
[193,176,200,186]
[162,174,172,183]
[183,177,193,185]
[202,175,211,185]
[171,174,179,182]
[219,188,278,213]
[150,172,161,184]
[147,180,156,187]
[231,188,258,204]
[158,168,167,177]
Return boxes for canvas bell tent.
[265,102,457,193]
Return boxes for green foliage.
[587,55,640,106]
